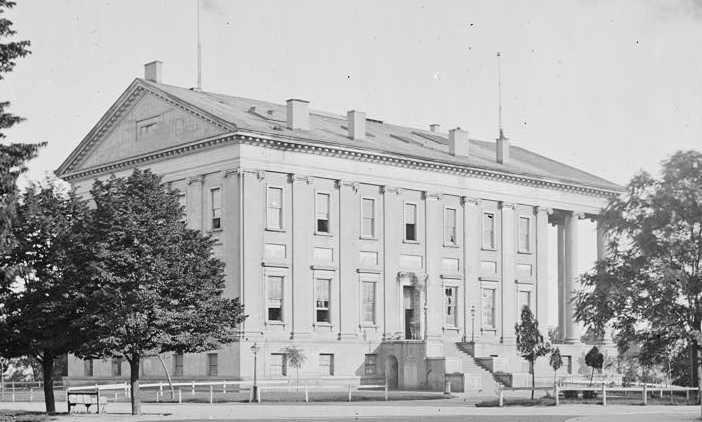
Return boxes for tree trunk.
[689,343,699,388]
[40,356,56,414]
[129,357,141,415]
[531,362,535,400]
[155,355,175,400]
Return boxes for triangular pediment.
[58,80,234,176]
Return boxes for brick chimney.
[144,61,162,83]
[430,124,440,133]
[286,99,309,131]
[347,110,366,140]
[496,129,509,164]
[448,128,470,157]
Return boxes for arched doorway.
[385,355,398,389]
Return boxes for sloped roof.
[58,77,621,194]
[142,79,620,193]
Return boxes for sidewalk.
[1,396,699,422]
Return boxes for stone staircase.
[449,343,502,392]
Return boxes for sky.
[2,0,702,326]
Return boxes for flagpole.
[197,0,202,90]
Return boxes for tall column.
[500,202,516,344]
[557,223,566,342]
[535,207,550,330]
[462,197,481,342]
[291,174,313,339]
[382,186,403,339]
[564,211,582,344]
[338,180,359,340]
[596,219,613,345]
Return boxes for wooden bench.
[67,390,107,413]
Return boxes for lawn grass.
[0,409,51,422]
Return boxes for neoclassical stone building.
[58,62,620,389]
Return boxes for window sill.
[265,227,287,233]
[209,228,223,234]
[360,236,378,241]
[443,325,460,332]
[481,327,497,332]
[265,320,286,327]
[479,276,500,282]
[481,246,497,252]
[441,273,463,280]
[262,261,290,268]
[314,231,334,237]
[357,267,382,274]
[402,239,420,244]
[517,250,533,255]
[311,264,337,271]
[313,322,334,329]
[360,323,378,329]
[443,243,460,249]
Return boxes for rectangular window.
[111,357,122,377]
[267,275,283,321]
[518,290,531,318]
[361,280,376,324]
[210,187,221,229]
[364,354,378,375]
[361,198,375,238]
[267,187,283,230]
[483,213,495,248]
[482,288,496,328]
[444,286,458,326]
[315,278,331,323]
[444,208,457,245]
[316,192,330,233]
[207,353,218,376]
[174,354,184,377]
[84,359,93,377]
[519,216,531,252]
[319,354,334,376]
[404,203,417,241]
[271,353,287,376]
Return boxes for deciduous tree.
[0,181,88,414]
[73,169,246,415]
[575,151,702,387]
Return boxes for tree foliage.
[515,306,550,399]
[72,169,246,415]
[284,345,306,383]
[0,181,88,413]
[584,346,604,386]
[574,150,702,386]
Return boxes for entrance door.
[403,286,415,339]
[385,355,398,389]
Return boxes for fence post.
[348,385,352,402]
[643,383,647,405]
[30,387,33,402]
[192,381,195,397]
[114,391,118,402]
[178,389,182,404]
[601,384,606,406]
[159,381,163,395]
[156,390,160,403]
[498,385,503,407]
[385,383,388,401]
[304,382,309,403]
[209,385,213,404]
[555,384,559,406]
[687,389,691,404]
[223,381,226,394]
[257,385,261,404]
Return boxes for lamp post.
[250,343,260,403]
[470,304,476,343]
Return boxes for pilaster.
[290,173,314,339]
[499,201,516,344]
[337,180,359,340]
[423,191,443,346]
[382,185,403,339]
[187,175,204,231]
[462,197,481,342]
[557,223,566,342]
[241,169,264,338]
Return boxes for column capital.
[381,185,402,195]
[422,191,443,201]
[289,173,313,185]
[461,196,482,206]
[188,174,205,185]
[223,168,243,178]
[499,201,515,210]
[336,180,359,192]
[533,206,552,216]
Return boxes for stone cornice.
[60,121,620,199]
